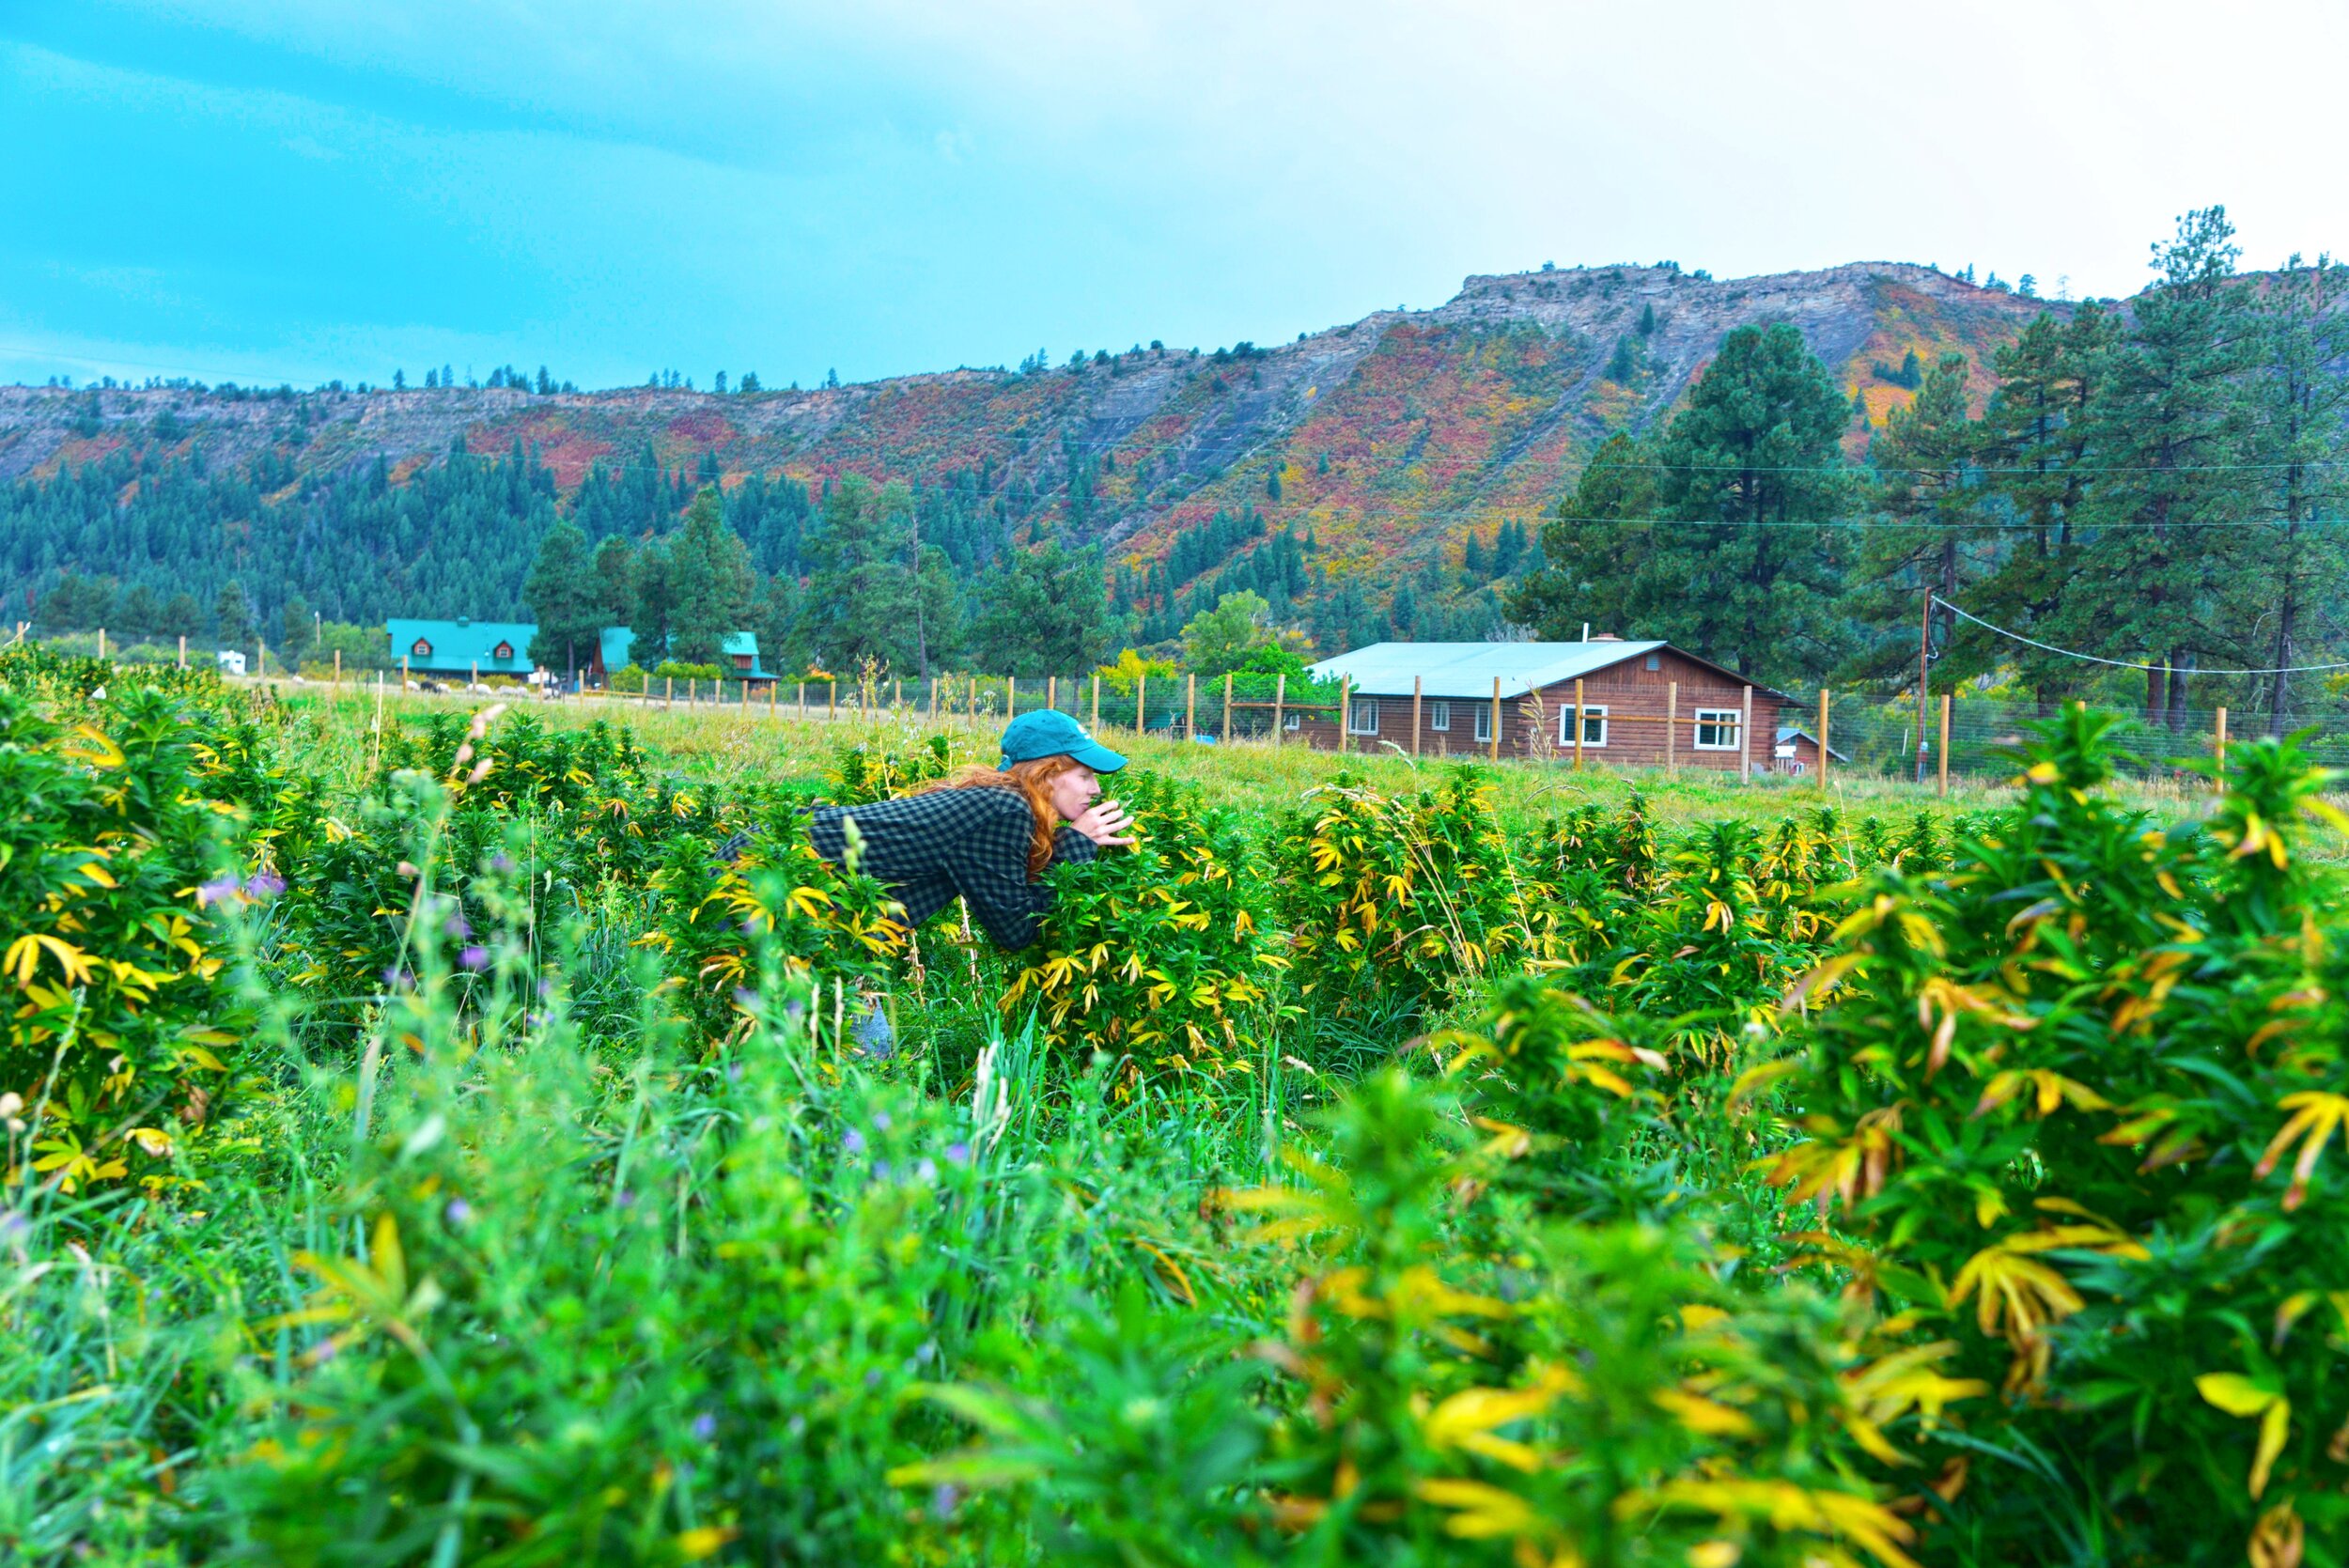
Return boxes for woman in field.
[809,709,1133,950]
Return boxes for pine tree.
[281,594,316,666]
[589,536,636,627]
[214,581,253,647]
[2067,208,2254,727]
[631,542,675,663]
[968,541,1113,675]
[158,590,203,644]
[2239,255,2349,729]
[666,487,755,668]
[1508,433,1657,638]
[1848,353,1985,687]
[523,520,599,676]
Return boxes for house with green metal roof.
[385,620,770,687]
[1297,639,1791,774]
[588,628,770,686]
[387,618,537,678]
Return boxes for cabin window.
[1559,704,1608,747]
[1694,709,1741,751]
[1787,760,1808,776]
[1347,697,1379,736]
[1644,654,1661,672]
[411,639,433,659]
[1426,699,1451,732]
[1473,703,1494,744]
[1283,710,1301,731]
[492,641,514,660]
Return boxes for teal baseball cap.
[1000,709,1127,774]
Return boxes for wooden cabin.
[1298,639,1793,775]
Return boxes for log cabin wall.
[1291,647,1782,773]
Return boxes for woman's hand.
[1070,799,1135,848]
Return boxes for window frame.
[411,639,433,659]
[1473,703,1494,744]
[1347,696,1380,736]
[1558,702,1609,748]
[1426,698,1451,732]
[492,641,514,660]
[1693,708,1742,752]
[1283,709,1302,732]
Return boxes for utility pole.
[1916,583,1933,784]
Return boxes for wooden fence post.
[2216,706,2229,783]
[472,660,479,689]
[1740,685,1753,782]
[1937,692,1952,797]
[1666,681,1677,776]
[1222,673,1234,740]
[1411,675,1423,756]
[770,680,777,718]
[1338,676,1351,753]
[1135,673,1146,735]
[1572,678,1585,769]
[1818,690,1830,787]
[98,628,106,660]
[665,675,674,710]
[829,679,838,720]
[401,655,409,691]
[1488,676,1501,762]
[1006,675,1017,721]
[1185,673,1196,739]
[1090,672,1100,731]
[1048,675,1057,714]
[178,634,187,669]
[1271,675,1285,745]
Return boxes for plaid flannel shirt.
[808,788,1096,950]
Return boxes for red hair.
[910,754,1082,877]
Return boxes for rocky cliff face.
[0,261,2054,588]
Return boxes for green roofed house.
[387,618,537,680]
[587,628,770,688]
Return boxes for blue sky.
[6,0,2346,392]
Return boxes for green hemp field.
[5,644,2344,1567]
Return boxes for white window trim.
[1558,703,1609,748]
[1347,696,1379,736]
[1283,710,1302,731]
[1473,704,1494,743]
[1693,708,1742,751]
[1426,698,1451,732]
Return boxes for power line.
[1932,595,2349,675]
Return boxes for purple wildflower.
[312,1337,338,1364]
[444,1198,473,1226]
[944,1141,972,1167]
[871,1111,892,1132]
[445,913,472,939]
[614,1188,635,1209]
[874,1159,893,1180]
[382,967,412,992]
[537,979,554,999]
[242,868,286,900]
[691,1412,717,1441]
[930,1483,963,1521]
[726,1063,745,1083]
[490,853,514,874]
[196,875,242,908]
[842,1128,865,1156]
[916,1157,938,1183]
[733,987,758,1008]
[0,1211,28,1242]
[459,945,490,971]
[863,1369,883,1389]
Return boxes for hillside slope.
[0,261,2051,630]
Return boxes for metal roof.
[1776,724,1851,763]
[599,627,765,675]
[1307,641,1671,700]
[387,618,537,675]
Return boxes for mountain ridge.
[0,258,2060,633]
